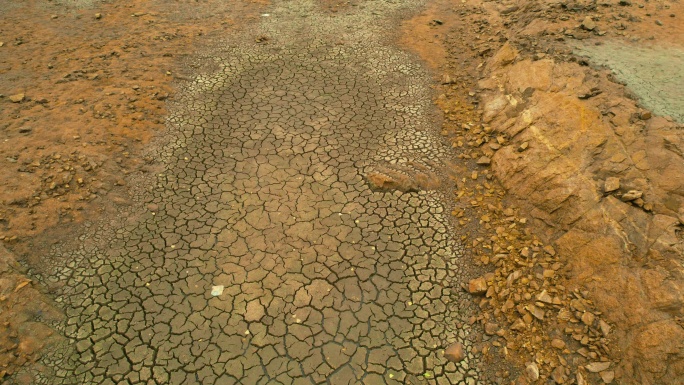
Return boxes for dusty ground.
[400,0,684,384]
[0,0,266,380]
[0,0,682,384]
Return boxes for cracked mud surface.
[4,0,684,383]
[18,1,484,384]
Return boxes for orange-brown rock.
[479,43,684,385]
[468,276,488,295]
[444,342,466,363]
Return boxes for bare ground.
[1,0,683,384]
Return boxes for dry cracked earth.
[11,1,485,384]
[3,0,684,384]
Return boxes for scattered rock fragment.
[468,276,487,295]
[444,342,465,363]
[484,322,498,335]
[364,168,426,192]
[600,370,615,383]
[14,280,31,292]
[366,172,398,191]
[537,290,553,303]
[551,366,566,384]
[620,190,642,202]
[551,339,566,349]
[604,177,620,193]
[581,16,597,31]
[526,362,540,380]
[577,372,587,385]
[599,319,611,336]
[520,247,531,258]
[585,361,611,373]
[476,156,491,165]
[581,312,595,326]
[511,318,526,330]
[529,305,545,320]
[543,245,556,256]
[95,13,102,19]
[9,93,25,103]
[210,285,224,296]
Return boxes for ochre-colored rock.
[479,43,684,385]
[444,342,465,363]
[467,277,487,295]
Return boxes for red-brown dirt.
[0,0,266,380]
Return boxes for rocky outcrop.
[479,43,684,384]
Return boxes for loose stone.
[586,361,611,373]
[444,342,466,363]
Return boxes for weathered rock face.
[479,43,684,384]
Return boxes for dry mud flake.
[21,1,483,385]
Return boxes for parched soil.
[0,0,682,384]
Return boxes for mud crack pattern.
[26,1,481,384]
